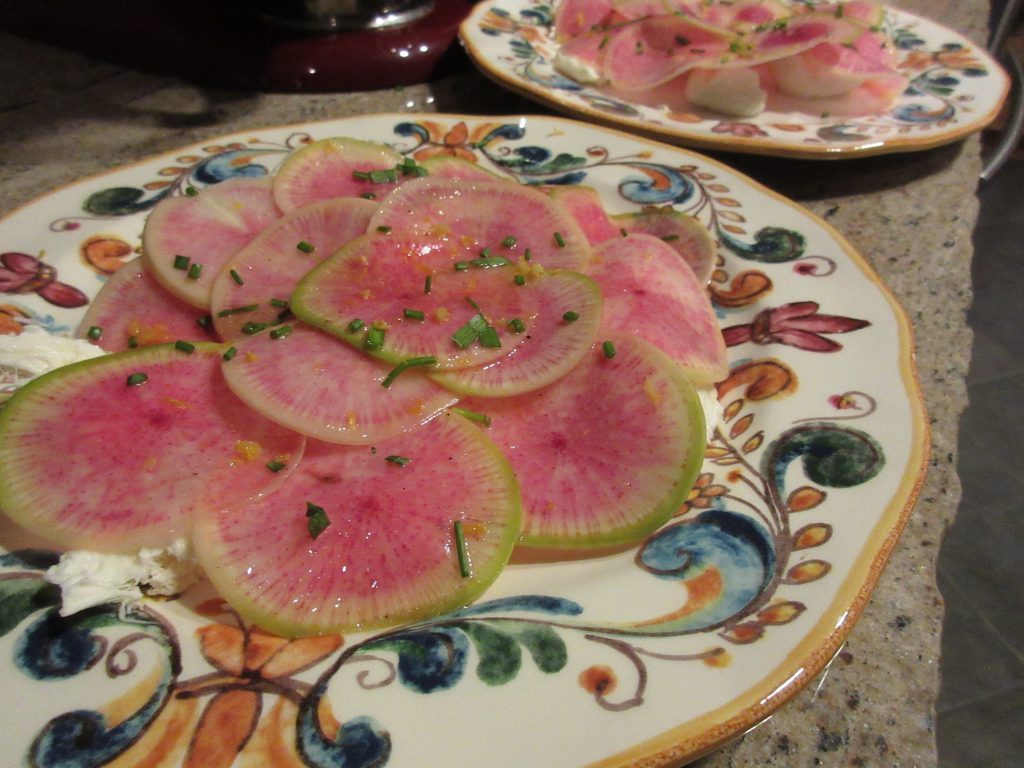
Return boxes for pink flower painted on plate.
[0,251,88,308]
[712,122,769,138]
[722,301,869,351]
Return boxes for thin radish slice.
[419,155,505,181]
[292,233,537,369]
[430,270,602,397]
[193,417,521,636]
[0,343,305,552]
[75,257,219,352]
[610,207,717,285]
[469,336,705,549]
[221,322,458,444]
[368,176,592,272]
[547,185,622,244]
[142,177,281,310]
[590,233,727,383]
[210,197,376,340]
[271,137,404,213]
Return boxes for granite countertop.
[0,1,990,764]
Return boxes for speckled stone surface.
[0,1,991,764]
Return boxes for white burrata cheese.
[45,539,199,617]
[553,50,605,85]
[0,325,104,392]
[684,67,768,118]
[695,384,722,441]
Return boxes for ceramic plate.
[0,114,927,767]
[459,1,1009,158]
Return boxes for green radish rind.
[0,343,305,553]
[220,322,458,445]
[271,137,404,213]
[193,415,522,637]
[469,335,706,549]
[430,270,603,397]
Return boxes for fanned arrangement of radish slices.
[0,138,726,636]
[552,0,909,118]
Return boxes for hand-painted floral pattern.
[0,115,925,768]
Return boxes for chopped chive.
[562,310,580,322]
[217,304,259,317]
[403,308,426,321]
[276,308,293,323]
[242,321,270,335]
[386,455,411,466]
[266,459,286,472]
[296,240,315,254]
[174,340,196,354]
[127,336,138,349]
[660,234,680,242]
[602,340,617,359]
[126,372,148,387]
[470,255,511,268]
[187,263,203,280]
[364,325,385,350]
[479,325,501,348]
[454,261,470,271]
[197,314,212,330]
[620,227,629,237]
[223,346,238,361]
[514,274,526,286]
[468,313,489,332]
[454,520,470,577]
[185,185,199,197]
[229,269,244,285]
[270,298,289,308]
[377,225,392,233]
[524,248,532,261]
[372,168,398,183]
[270,325,292,340]
[466,296,480,311]
[87,325,103,341]
[360,192,377,200]
[451,321,480,349]
[173,255,190,271]
[348,318,365,333]
[553,231,566,248]
[306,502,330,539]
[352,170,371,180]
[453,407,491,427]
[507,318,525,333]
[381,355,437,388]
[500,235,517,248]
[424,275,432,294]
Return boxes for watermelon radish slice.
[271,137,404,213]
[192,416,521,636]
[367,176,592,272]
[430,270,602,397]
[75,257,219,352]
[590,233,727,383]
[221,322,458,444]
[548,185,716,284]
[467,335,705,549]
[0,343,305,552]
[209,197,377,340]
[419,155,505,182]
[142,177,281,310]
[292,233,540,369]
[610,206,717,285]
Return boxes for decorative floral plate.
[458,1,1009,158]
[0,114,927,767]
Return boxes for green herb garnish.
[174,340,196,354]
[454,520,470,577]
[126,372,148,387]
[306,502,330,539]
[381,355,437,388]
